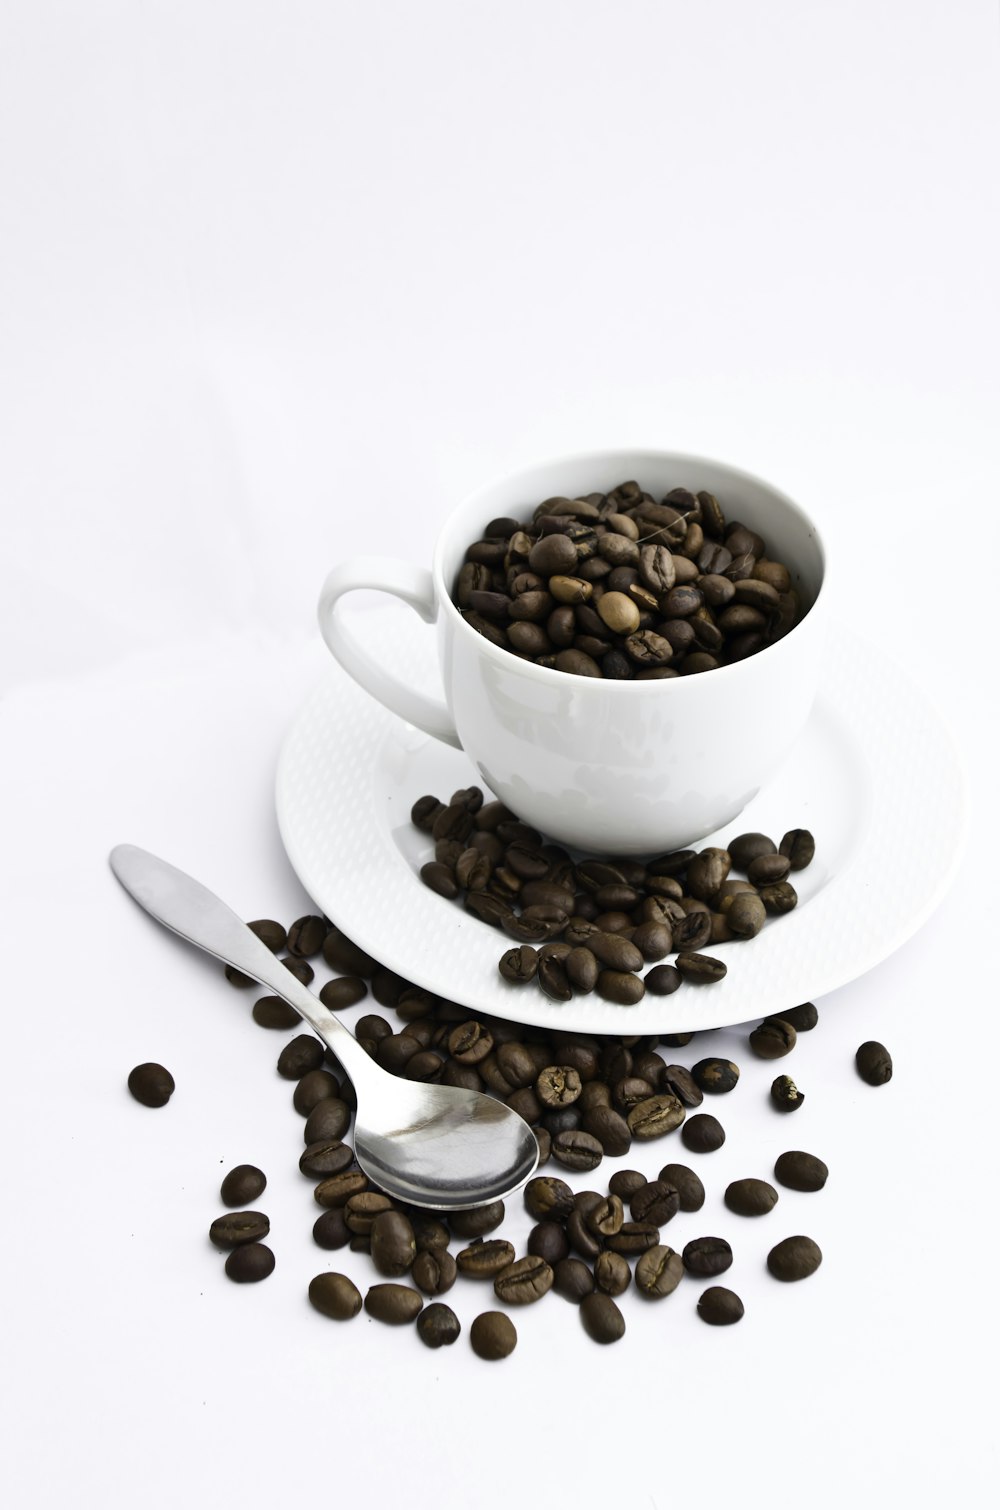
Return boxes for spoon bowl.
[109,844,539,1209]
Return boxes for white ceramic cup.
[318,449,827,855]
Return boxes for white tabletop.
[2,4,997,1507]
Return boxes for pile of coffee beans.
[412,787,813,1003]
[453,482,802,678]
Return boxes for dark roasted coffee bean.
[672,910,712,951]
[449,1200,506,1238]
[580,1291,625,1344]
[528,1221,570,1266]
[747,852,792,885]
[524,1174,575,1221]
[661,1065,703,1108]
[286,915,327,958]
[494,1256,554,1305]
[248,918,287,953]
[660,1032,693,1047]
[726,893,767,938]
[586,1195,624,1239]
[725,1178,779,1216]
[596,970,645,1005]
[626,1093,685,1140]
[682,1236,732,1277]
[698,1285,744,1325]
[630,1179,679,1225]
[566,1208,602,1260]
[309,1272,362,1320]
[749,1019,797,1059]
[565,946,600,992]
[777,1001,818,1032]
[209,1211,270,1248]
[605,1221,660,1256]
[411,1249,457,1296]
[536,1065,582,1107]
[225,1242,274,1283]
[587,931,644,972]
[686,847,731,902]
[313,1170,368,1208]
[318,976,367,1013]
[456,1239,517,1278]
[224,963,256,987]
[767,1235,822,1282]
[691,1058,740,1094]
[727,832,777,870]
[364,1283,423,1324]
[420,861,459,899]
[635,1244,684,1298]
[681,1113,726,1153]
[411,794,445,831]
[465,890,512,927]
[856,1040,893,1085]
[759,880,799,914]
[470,1311,517,1360]
[312,1208,351,1249]
[370,1210,417,1276]
[344,1192,393,1235]
[676,952,727,983]
[276,1034,324,1079]
[631,921,672,961]
[417,1302,461,1349]
[771,1074,805,1112]
[220,1165,267,1206]
[303,1098,351,1144]
[537,955,573,1001]
[376,1033,422,1075]
[774,1150,828,1191]
[252,994,300,1029]
[659,1163,705,1212]
[127,1062,175,1108]
[780,828,816,870]
[280,955,314,986]
[553,1257,594,1303]
[552,1129,604,1171]
[581,1104,632,1157]
[498,945,540,983]
[593,1250,631,1296]
[645,964,682,996]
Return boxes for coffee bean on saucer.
[127,1062,175,1107]
[644,964,682,995]
[856,1040,893,1085]
[770,1075,805,1112]
[767,1235,822,1282]
[220,1164,266,1206]
[697,1286,744,1325]
[779,829,815,870]
[774,1150,828,1192]
[308,1272,362,1319]
[470,1311,518,1360]
[225,1242,274,1283]
[727,833,776,870]
[675,952,728,983]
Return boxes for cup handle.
[317,557,461,748]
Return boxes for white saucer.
[276,603,966,1032]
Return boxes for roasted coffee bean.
[220,1165,267,1206]
[658,1163,705,1212]
[614,1075,656,1112]
[580,1291,626,1344]
[585,1194,624,1239]
[767,1235,822,1282]
[594,1250,631,1296]
[456,1239,517,1278]
[856,1040,893,1085]
[276,1034,325,1079]
[524,1175,575,1221]
[553,1257,595,1303]
[209,1211,270,1249]
[749,1018,797,1058]
[588,932,644,972]
[566,1208,602,1260]
[565,946,600,992]
[635,1244,684,1298]
[252,995,301,1029]
[417,1302,461,1349]
[605,1170,643,1203]
[280,955,314,986]
[420,861,459,899]
[449,1200,506,1238]
[248,918,287,953]
[780,828,816,870]
[537,955,572,1001]
[727,832,777,870]
[747,852,792,885]
[629,1180,679,1225]
[595,970,644,1005]
[698,1286,744,1325]
[626,1093,685,1140]
[225,1242,274,1283]
[412,1249,458,1296]
[676,952,727,983]
[535,1065,582,1107]
[691,1058,740,1094]
[313,1170,368,1208]
[494,1256,554,1305]
[465,891,512,927]
[777,1001,818,1032]
[364,1283,424,1324]
[581,1104,632,1157]
[631,921,672,961]
[303,1098,351,1145]
[759,880,798,914]
[725,1178,779,1216]
[645,964,682,996]
[552,1129,604,1171]
[286,915,328,957]
[412,794,446,831]
[770,1074,805,1112]
[774,1150,828,1192]
[470,1311,517,1360]
[681,1113,726,1153]
[127,1062,175,1108]
[498,945,540,983]
[224,963,255,988]
[312,1208,351,1250]
[528,1221,570,1266]
[682,1236,733,1277]
[412,1218,450,1255]
[344,1192,393,1235]
[370,1210,417,1276]
[309,1272,362,1320]
[686,847,731,902]
[661,1065,703,1108]
[293,1069,340,1116]
[605,1221,660,1256]
[726,893,767,938]
[316,977,368,1014]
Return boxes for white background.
[1,3,997,1507]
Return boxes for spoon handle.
[109,844,375,1084]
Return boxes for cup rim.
[433,446,826,691]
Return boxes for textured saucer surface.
[276,603,966,1032]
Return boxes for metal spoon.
[109,844,538,1209]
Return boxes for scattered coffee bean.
[725,1177,779,1216]
[697,1286,744,1325]
[248,919,287,953]
[220,1165,267,1206]
[494,1255,555,1305]
[553,1257,595,1303]
[470,1310,518,1359]
[691,1058,740,1094]
[411,1249,458,1296]
[778,1001,818,1032]
[370,1210,417,1276]
[127,1062,175,1108]
[658,1163,705,1212]
[319,976,368,1011]
[681,1113,726,1153]
[225,1242,274,1283]
[286,915,328,957]
[774,1150,828,1192]
[312,1209,350,1250]
[580,1291,626,1343]
[417,1303,461,1349]
[364,1284,423,1324]
[767,1235,822,1281]
[276,1034,324,1079]
[682,1236,733,1277]
[749,1019,797,1059]
[635,1244,684,1298]
[770,1075,805,1113]
[209,1211,270,1249]
[308,1271,362,1319]
[457,1239,517,1278]
[856,1041,893,1085]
